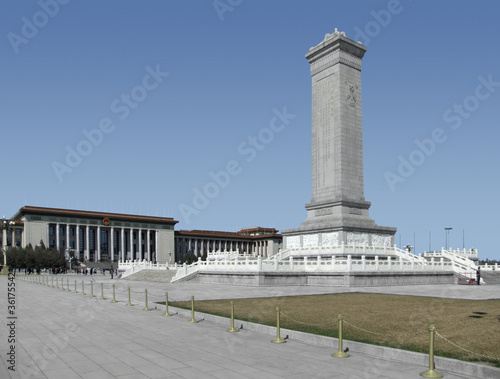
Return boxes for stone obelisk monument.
[283,29,396,251]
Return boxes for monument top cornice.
[306,28,367,62]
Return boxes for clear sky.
[1,0,499,260]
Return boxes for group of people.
[75,267,117,276]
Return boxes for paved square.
[2,274,498,378]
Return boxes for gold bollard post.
[332,314,350,358]
[51,276,54,288]
[67,279,70,292]
[56,277,60,290]
[271,307,286,343]
[163,292,172,316]
[420,324,443,378]
[143,289,150,311]
[74,280,78,293]
[100,283,105,300]
[111,284,117,303]
[90,281,95,297]
[81,280,86,295]
[189,296,198,323]
[227,301,238,332]
[61,277,65,291]
[126,287,133,306]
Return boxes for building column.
[129,228,134,260]
[56,223,60,252]
[46,225,50,251]
[147,230,151,261]
[96,226,101,262]
[138,229,143,261]
[65,224,70,258]
[155,230,159,263]
[110,227,114,262]
[75,225,80,260]
[85,225,90,262]
[120,228,125,262]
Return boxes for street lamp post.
[445,227,453,250]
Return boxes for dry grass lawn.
[169,293,500,366]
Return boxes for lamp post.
[445,227,453,250]
[1,220,15,275]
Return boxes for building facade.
[175,227,282,259]
[3,206,283,266]
[8,206,177,265]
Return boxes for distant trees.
[1,241,69,271]
[178,250,208,265]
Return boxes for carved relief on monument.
[345,81,359,107]
[372,234,392,247]
[285,235,301,249]
[315,207,333,217]
[347,232,369,246]
[321,232,339,246]
[303,233,319,247]
[312,75,335,190]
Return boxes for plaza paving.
[1,273,499,379]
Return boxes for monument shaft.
[283,29,396,248]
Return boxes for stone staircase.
[121,269,177,283]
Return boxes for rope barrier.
[343,320,427,339]
[280,310,338,327]
[435,331,500,361]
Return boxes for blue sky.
[1,0,499,260]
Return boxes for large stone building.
[5,206,177,265]
[1,206,282,265]
[175,227,282,259]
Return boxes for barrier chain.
[343,320,427,339]
[435,331,500,362]
[281,310,338,327]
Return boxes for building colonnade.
[48,223,159,263]
[175,237,272,259]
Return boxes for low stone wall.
[194,270,456,287]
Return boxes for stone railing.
[274,243,400,261]
[422,249,477,273]
[170,255,454,283]
[207,250,243,261]
[477,263,498,271]
[119,260,177,278]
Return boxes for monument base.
[1,265,10,275]
[184,270,455,287]
[282,200,397,252]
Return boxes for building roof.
[12,206,178,225]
